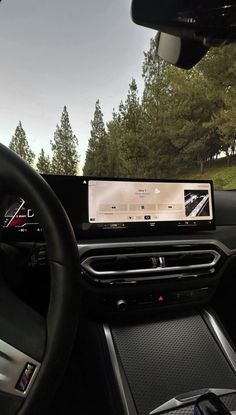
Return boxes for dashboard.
[3,174,236,315]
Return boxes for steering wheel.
[0,144,80,415]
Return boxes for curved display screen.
[2,176,215,241]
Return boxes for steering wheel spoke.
[0,339,41,398]
[0,274,45,399]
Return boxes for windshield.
[0,1,235,190]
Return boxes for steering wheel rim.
[0,144,80,415]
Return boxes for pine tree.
[140,38,179,178]
[51,106,79,175]
[9,121,35,165]
[83,100,109,176]
[142,35,168,97]
[118,79,147,177]
[198,44,236,166]
[36,149,51,174]
[106,110,125,177]
[162,67,218,174]
[140,38,221,176]
[82,38,236,179]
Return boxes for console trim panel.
[149,388,236,415]
[104,324,137,415]
[202,309,236,374]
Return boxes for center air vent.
[81,248,221,285]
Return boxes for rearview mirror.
[157,32,208,69]
[131,0,236,46]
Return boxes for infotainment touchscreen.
[88,180,214,225]
[2,176,215,240]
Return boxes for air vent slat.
[81,248,221,284]
[164,253,215,268]
[91,256,159,272]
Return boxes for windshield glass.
[0,0,235,190]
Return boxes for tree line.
[6,37,236,178]
[8,106,79,175]
[84,38,236,178]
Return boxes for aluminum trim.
[149,389,236,415]
[85,270,214,286]
[202,309,236,374]
[0,339,40,397]
[103,324,137,415]
[81,250,221,277]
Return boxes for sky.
[0,0,155,168]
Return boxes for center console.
[75,180,236,415]
[101,309,236,415]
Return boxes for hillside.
[181,156,236,190]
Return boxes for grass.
[180,156,236,190]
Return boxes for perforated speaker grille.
[111,313,236,415]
